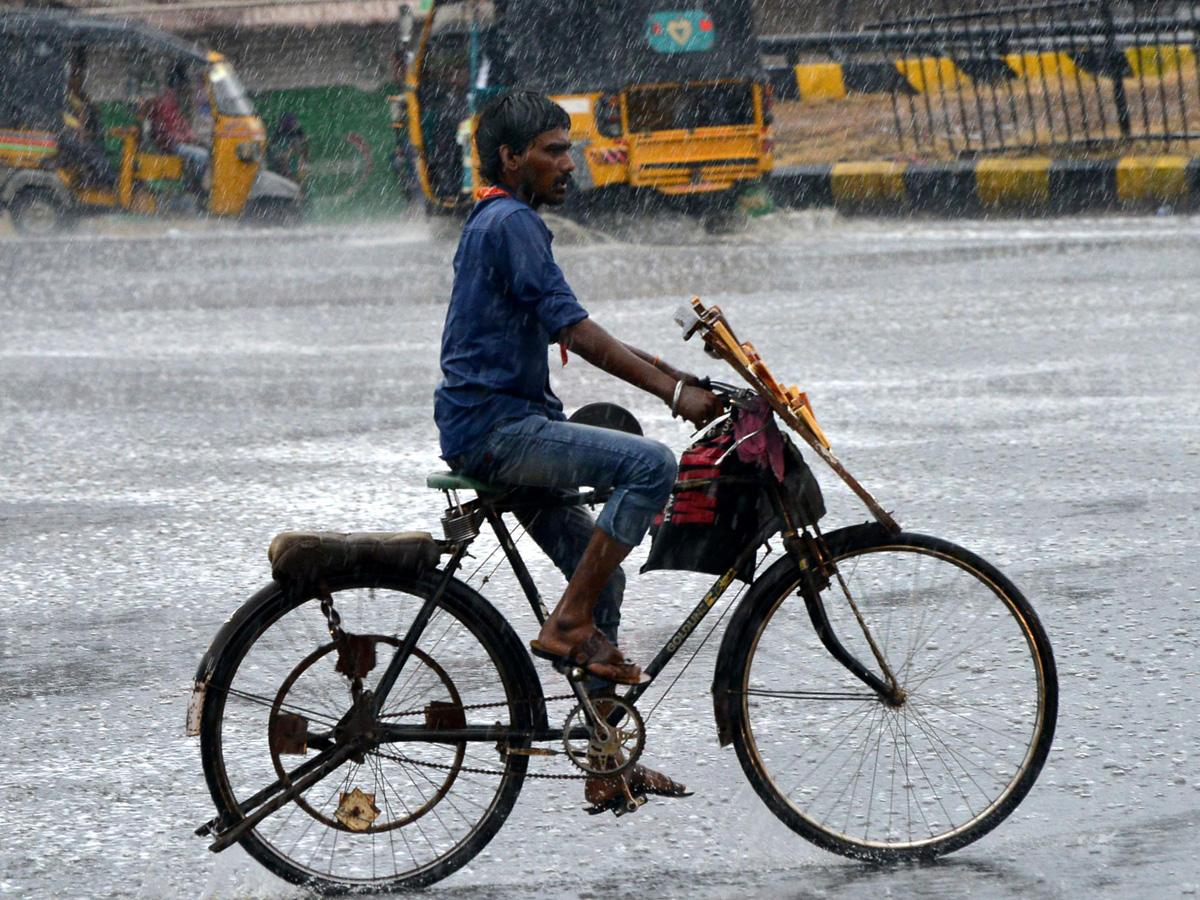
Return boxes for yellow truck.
[0,9,301,233]
[392,0,773,225]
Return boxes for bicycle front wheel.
[731,530,1057,860]
[199,572,537,893]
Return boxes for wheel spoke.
[222,684,344,729]
[743,688,878,702]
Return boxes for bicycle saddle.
[268,531,442,584]
[426,471,501,493]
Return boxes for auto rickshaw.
[391,0,773,221]
[0,9,301,234]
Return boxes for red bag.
[642,411,824,582]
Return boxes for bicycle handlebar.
[698,377,759,410]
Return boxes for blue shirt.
[434,192,589,460]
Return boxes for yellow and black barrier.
[771,156,1200,212]
[766,45,1197,101]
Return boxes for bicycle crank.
[562,696,644,777]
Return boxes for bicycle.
[187,299,1058,894]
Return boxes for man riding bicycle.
[434,91,723,808]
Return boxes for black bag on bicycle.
[641,408,824,582]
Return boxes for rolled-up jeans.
[448,415,677,644]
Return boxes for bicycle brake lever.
[704,380,758,410]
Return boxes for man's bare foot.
[529,622,644,685]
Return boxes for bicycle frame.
[368,481,900,747]
[203,449,904,856]
[200,476,1007,854]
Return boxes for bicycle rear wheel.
[199,572,537,893]
[731,530,1057,860]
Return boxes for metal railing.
[764,0,1200,156]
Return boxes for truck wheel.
[698,189,741,235]
[702,205,738,234]
[244,198,303,227]
[10,188,70,235]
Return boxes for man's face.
[509,128,574,207]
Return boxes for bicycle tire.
[729,529,1057,861]
[199,571,539,893]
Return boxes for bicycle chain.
[219,679,588,780]
[375,748,590,781]
[376,692,594,781]
[379,692,577,719]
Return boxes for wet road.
[1,211,1198,899]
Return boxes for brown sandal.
[529,631,648,685]
[585,763,693,814]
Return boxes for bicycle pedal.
[552,660,572,677]
[584,793,646,817]
[615,794,646,817]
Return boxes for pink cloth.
[734,397,786,482]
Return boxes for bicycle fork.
[788,531,906,708]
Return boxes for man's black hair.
[475,90,570,185]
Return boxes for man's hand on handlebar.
[676,382,725,430]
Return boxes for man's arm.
[558,318,723,428]
[623,344,703,388]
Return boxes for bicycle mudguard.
[187,579,282,736]
[709,521,892,747]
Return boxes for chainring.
[562,697,644,777]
